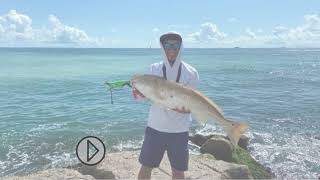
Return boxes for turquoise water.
[0,48,319,178]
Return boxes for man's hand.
[171,107,190,114]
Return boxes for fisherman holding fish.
[131,33,249,179]
[135,33,199,179]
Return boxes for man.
[136,33,199,179]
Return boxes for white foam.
[248,131,320,179]
[112,139,143,151]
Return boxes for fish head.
[130,74,160,95]
[130,74,141,88]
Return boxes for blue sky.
[0,0,320,47]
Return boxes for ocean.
[0,48,319,178]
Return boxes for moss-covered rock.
[232,147,274,179]
[200,136,234,162]
[190,133,275,179]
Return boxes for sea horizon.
[1,47,320,49]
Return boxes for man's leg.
[171,167,184,179]
[138,127,166,179]
[138,165,152,179]
[167,131,189,179]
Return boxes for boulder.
[189,134,212,146]
[238,135,249,150]
[200,136,234,162]
[189,134,249,150]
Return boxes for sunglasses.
[163,42,181,50]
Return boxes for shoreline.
[2,134,274,179]
[3,151,253,180]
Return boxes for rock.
[3,168,95,180]
[96,150,252,179]
[190,134,273,179]
[190,133,249,150]
[265,166,276,178]
[67,163,115,179]
[200,137,234,162]
[4,151,253,179]
[194,153,252,179]
[238,135,249,150]
[189,134,212,146]
[232,147,274,179]
[315,135,320,140]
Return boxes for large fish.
[130,74,249,146]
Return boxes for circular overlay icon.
[76,136,106,166]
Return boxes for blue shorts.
[139,126,189,171]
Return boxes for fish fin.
[193,112,210,126]
[210,101,224,115]
[224,119,250,147]
[216,106,224,115]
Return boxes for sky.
[0,0,320,48]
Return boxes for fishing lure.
[105,80,131,104]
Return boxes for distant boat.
[234,47,240,49]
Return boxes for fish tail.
[225,119,249,147]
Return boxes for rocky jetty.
[189,133,275,179]
[3,133,275,179]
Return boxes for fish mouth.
[130,74,144,87]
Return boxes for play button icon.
[76,136,106,166]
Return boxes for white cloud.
[1,10,320,48]
[46,14,92,44]
[0,10,32,33]
[187,14,320,48]
[265,14,320,47]
[0,10,97,47]
[0,10,34,43]
[245,28,257,39]
[188,22,227,43]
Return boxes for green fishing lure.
[105,80,131,104]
